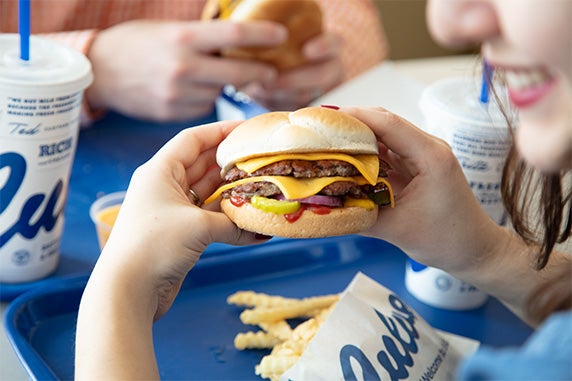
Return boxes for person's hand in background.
[242,32,344,110]
[85,20,286,122]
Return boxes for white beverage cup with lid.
[0,34,93,283]
[405,76,515,310]
[420,76,514,225]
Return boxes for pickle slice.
[368,188,391,206]
[251,196,301,215]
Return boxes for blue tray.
[4,235,532,380]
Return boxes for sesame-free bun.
[217,106,379,176]
[201,0,322,71]
[221,199,378,238]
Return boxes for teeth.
[504,69,551,90]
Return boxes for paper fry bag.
[281,272,480,381]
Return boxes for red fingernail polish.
[254,233,273,240]
[321,104,340,110]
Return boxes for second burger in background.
[204,106,395,238]
[201,0,322,72]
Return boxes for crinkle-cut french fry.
[228,290,340,381]
[234,331,281,350]
[240,295,340,324]
[259,320,292,341]
[227,291,296,308]
[292,317,320,344]
[296,294,339,310]
[255,354,299,379]
[239,306,295,325]
[304,306,336,318]
[272,338,307,357]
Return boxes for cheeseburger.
[201,0,322,71]
[204,107,394,238]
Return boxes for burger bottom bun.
[221,199,378,238]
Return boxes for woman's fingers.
[341,107,439,160]
[153,120,241,169]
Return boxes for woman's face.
[427,0,572,172]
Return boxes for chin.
[516,121,572,173]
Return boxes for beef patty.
[222,159,391,200]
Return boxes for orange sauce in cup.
[94,204,121,249]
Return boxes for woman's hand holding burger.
[342,106,548,316]
[76,121,266,379]
[342,107,503,271]
[343,107,572,322]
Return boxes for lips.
[504,68,557,108]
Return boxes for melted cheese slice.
[235,153,380,186]
[204,175,394,208]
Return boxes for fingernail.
[254,233,273,240]
[321,104,339,110]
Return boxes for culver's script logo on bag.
[282,273,477,381]
[339,294,450,381]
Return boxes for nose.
[427,0,500,50]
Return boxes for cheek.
[499,2,572,77]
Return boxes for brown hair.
[500,107,572,324]
[502,148,572,269]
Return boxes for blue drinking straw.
[480,60,493,104]
[18,0,30,61]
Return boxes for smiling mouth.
[504,68,554,90]
[500,67,556,108]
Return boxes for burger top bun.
[201,0,323,71]
[217,107,379,176]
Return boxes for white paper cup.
[405,77,515,310]
[420,76,514,225]
[405,260,489,310]
[0,34,93,283]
